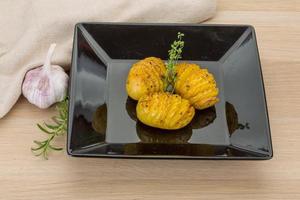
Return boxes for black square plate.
[67,23,273,159]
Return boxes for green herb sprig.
[164,32,185,93]
[31,97,68,159]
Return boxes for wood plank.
[218,0,300,12]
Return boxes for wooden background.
[1,1,300,199]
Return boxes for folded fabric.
[0,0,216,118]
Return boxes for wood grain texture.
[1,1,300,199]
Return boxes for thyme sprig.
[31,97,68,159]
[164,32,185,93]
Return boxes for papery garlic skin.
[22,44,69,109]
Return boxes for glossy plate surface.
[67,23,273,159]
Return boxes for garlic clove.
[22,43,69,109]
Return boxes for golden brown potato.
[136,92,195,130]
[126,57,166,100]
[175,63,219,110]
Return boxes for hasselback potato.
[136,92,195,130]
[175,63,219,110]
[126,57,166,100]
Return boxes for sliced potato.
[136,92,195,130]
[126,57,166,100]
[175,63,219,110]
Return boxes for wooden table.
[1,1,300,199]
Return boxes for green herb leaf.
[164,32,185,93]
[31,142,46,151]
[44,122,59,130]
[48,144,63,151]
[37,123,54,135]
[31,97,68,159]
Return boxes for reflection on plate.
[225,102,250,136]
[126,96,217,144]
[123,143,218,156]
[225,102,239,135]
[92,98,246,144]
[71,115,104,150]
[92,104,107,134]
[126,97,138,121]
[136,121,192,144]
[191,107,217,129]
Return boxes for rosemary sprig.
[164,32,185,93]
[31,97,68,159]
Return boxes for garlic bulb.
[22,43,69,109]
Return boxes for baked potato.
[136,92,195,130]
[175,63,219,110]
[126,57,166,100]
